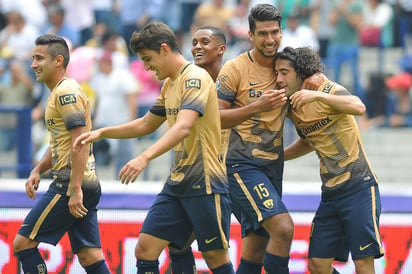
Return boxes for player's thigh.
[228,167,288,230]
[308,200,349,261]
[18,190,74,246]
[342,185,384,260]
[140,192,193,250]
[183,193,232,252]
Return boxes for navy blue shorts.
[308,184,385,261]
[140,192,232,252]
[228,165,288,238]
[18,180,102,253]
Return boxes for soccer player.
[73,22,235,274]
[274,46,384,274]
[13,34,111,274]
[167,25,228,274]
[216,3,324,274]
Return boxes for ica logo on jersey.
[59,94,77,106]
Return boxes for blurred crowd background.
[0,0,411,180]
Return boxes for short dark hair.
[197,25,227,45]
[274,47,324,80]
[248,4,282,34]
[35,34,70,69]
[129,21,181,54]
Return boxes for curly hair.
[274,46,324,80]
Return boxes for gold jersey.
[151,63,228,197]
[45,78,97,190]
[288,80,379,200]
[217,51,288,175]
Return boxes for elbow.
[355,101,366,116]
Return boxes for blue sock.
[333,268,340,274]
[211,262,235,274]
[136,259,159,274]
[16,248,47,274]
[236,258,262,274]
[263,252,289,274]
[169,247,196,273]
[85,259,110,274]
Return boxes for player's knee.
[13,234,36,253]
[201,249,230,269]
[77,247,105,267]
[308,258,329,274]
[265,213,294,241]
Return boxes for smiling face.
[250,20,282,59]
[191,29,224,68]
[274,58,303,97]
[31,44,58,85]
[138,48,168,80]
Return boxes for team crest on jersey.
[322,83,333,94]
[59,94,77,106]
[263,199,274,209]
[185,79,201,90]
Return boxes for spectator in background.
[385,72,412,127]
[192,0,234,35]
[42,4,81,48]
[90,51,140,176]
[276,0,312,27]
[119,0,167,55]
[228,0,253,58]
[325,0,364,99]
[60,0,95,45]
[0,0,47,31]
[0,10,39,64]
[360,0,394,48]
[91,0,121,34]
[130,60,162,117]
[278,9,319,52]
[0,60,34,151]
[94,28,129,69]
[360,72,412,129]
[309,0,335,58]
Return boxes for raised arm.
[290,85,366,116]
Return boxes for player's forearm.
[220,104,259,129]
[319,93,366,116]
[284,138,313,161]
[32,148,52,175]
[70,145,88,190]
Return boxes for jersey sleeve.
[55,83,87,130]
[216,60,241,104]
[180,70,212,116]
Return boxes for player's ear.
[55,54,64,67]
[218,45,226,56]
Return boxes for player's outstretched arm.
[117,109,198,184]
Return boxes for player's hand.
[118,155,149,184]
[289,89,319,109]
[68,188,88,218]
[25,172,41,200]
[255,88,287,112]
[302,72,326,90]
[73,130,101,152]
